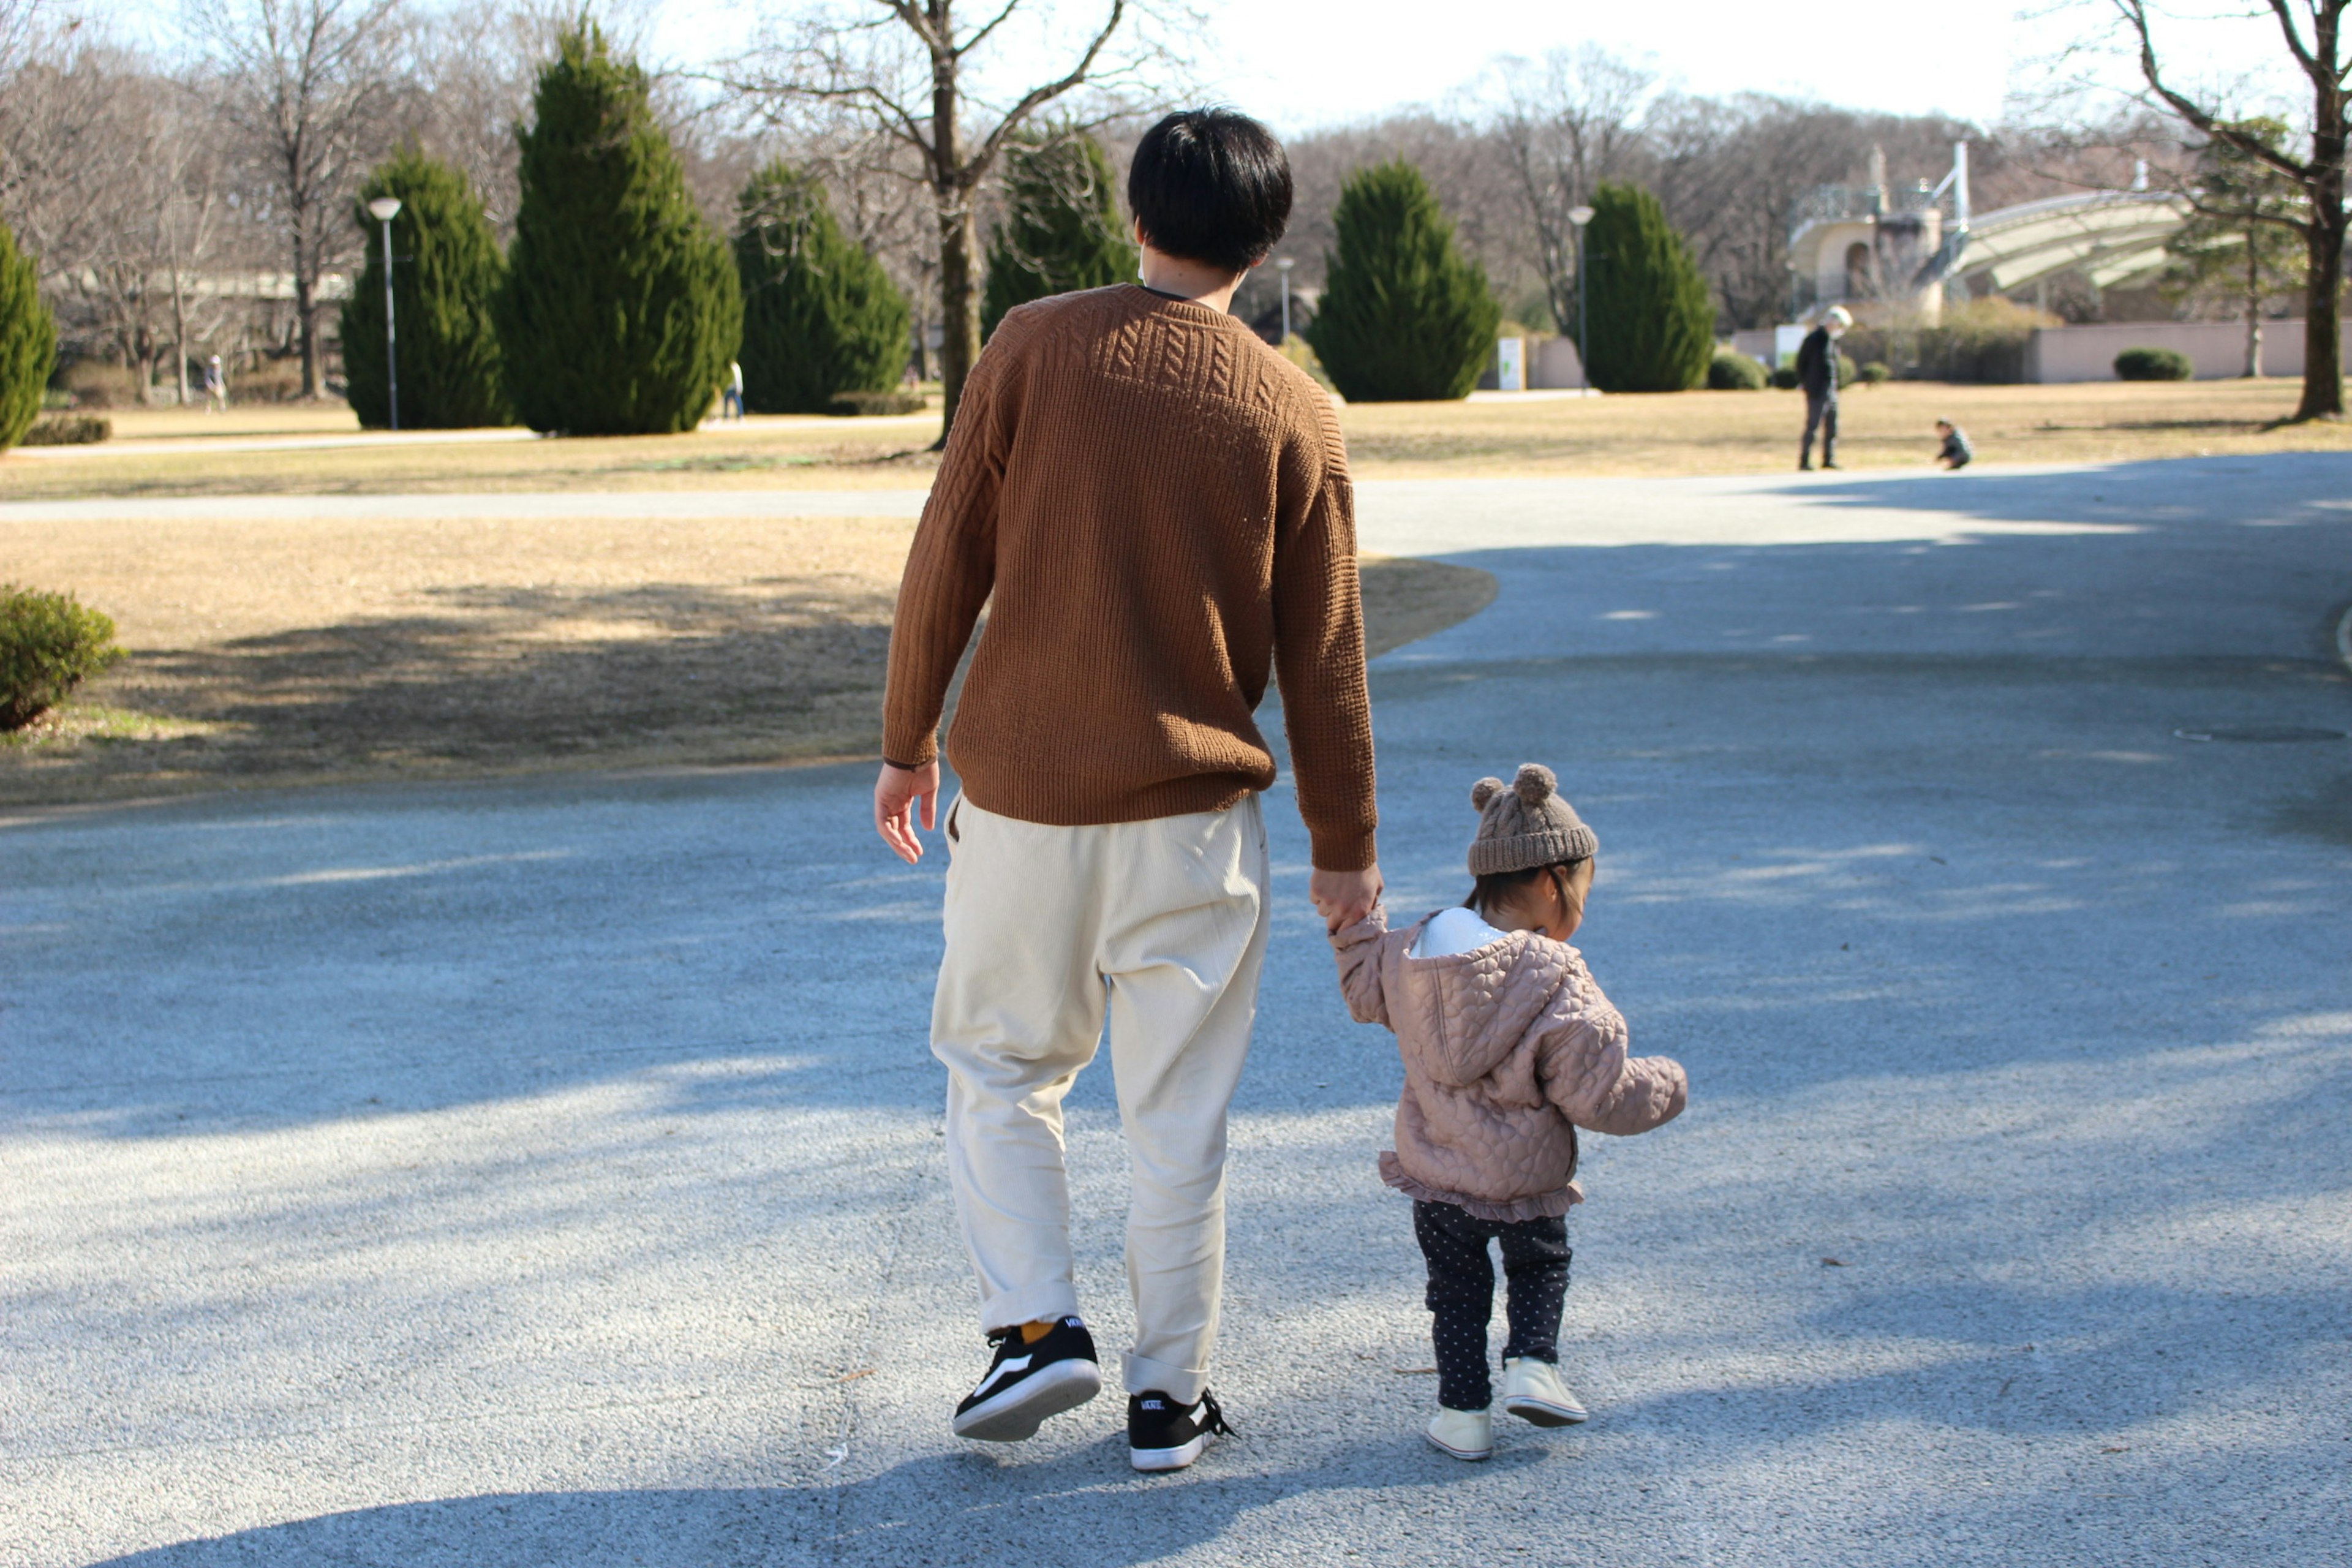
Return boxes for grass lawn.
[0,503,1490,807]
[4,375,2336,806]
[7,380,2349,501]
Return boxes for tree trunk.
[2296,201,2345,419]
[2295,79,2346,421]
[930,29,978,444]
[2244,225,2263,378]
[935,197,979,439]
[292,217,321,399]
[172,272,191,406]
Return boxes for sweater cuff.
[1308,827,1378,873]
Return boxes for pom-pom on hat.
[1468,763,1597,877]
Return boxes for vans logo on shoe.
[970,1355,1033,1400]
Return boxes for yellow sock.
[1019,1319,1058,1344]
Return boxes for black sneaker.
[951,1317,1102,1442]
[1128,1389,1231,1472]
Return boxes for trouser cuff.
[979,1283,1080,1335]
[1123,1349,1208,1405]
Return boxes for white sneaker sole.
[1130,1432,1208,1472]
[952,1356,1102,1442]
[1503,1395,1589,1428]
[1424,1428,1492,1461]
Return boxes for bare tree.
[189,0,405,398]
[723,2,1150,434]
[2113,0,2348,420]
[1491,47,1654,334]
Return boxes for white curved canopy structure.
[1950,190,2192,295]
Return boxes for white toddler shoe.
[1425,1405,1493,1461]
[1501,1357,1589,1427]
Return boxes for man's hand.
[875,760,941,864]
[1310,864,1383,935]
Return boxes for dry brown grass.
[1335,378,2352,477]
[0,504,1492,805]
[7,381,2350,502]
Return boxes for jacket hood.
[1390,917,1575,1088]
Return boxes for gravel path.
[4,456,2348,1567]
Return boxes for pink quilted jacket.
[1333,906,1688,1221]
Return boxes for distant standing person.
[722,360,744,421]
[1934,418,1973,469]
[874,107,1380,1474]
[203,355,227,415]
[1796,306,1850,470]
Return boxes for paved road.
[4,457,2349,1567]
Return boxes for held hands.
[1310,864,1383,935]
[874,760,941,864]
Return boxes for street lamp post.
[1567,205,1595,393]
[366,195,402,431]
[1276,256,1295,341]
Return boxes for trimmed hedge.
[735,162,911,414]
[21,414,110,445]
[342,148,511,429]
[1305,160,1499,402]
[1858,360,1891,385]
[0,214,54,451]
[827,391,925,417]
[2115,345,2193,381]
[1708,351,1768,390]
[497,21,741,435]
[1582,183,1715,393]
[981,131,1137,341]
[1,586,123,729]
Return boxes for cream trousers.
[931,793,1270,1404]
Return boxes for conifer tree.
[734,164,911,413]
[1581,182,1714,393]
[981,132,1137,340]
[1305,161,1498,402]
[342,149,511,429]
[0,214,54,451]
[497,22,741,435]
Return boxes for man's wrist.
[882,755,932,773]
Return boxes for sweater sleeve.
[1535,968,1689,1136]
[1329,905,1393,1027]
[1272,391,1379,871]
[880,329,1014,769]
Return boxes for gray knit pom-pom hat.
[1468,764,1597,876]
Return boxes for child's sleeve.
[1330,905,1393,1027]
[1535,970,1688,1136]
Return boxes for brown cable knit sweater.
[882,284,1378,870]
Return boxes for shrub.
[1,214,55,450]
[1836,352,1860,388]
[21,414,109,445]
[1858,360,1891,386]
[498,21,742,435]
[981,130,1137,341]
[342,148,511,429]
[1707,350,1768,390]
[1,586,123,729]
[1844,297,2057,384]
[1582,183,1715,393]
[827,390,926,416]
[1305,160,1499,402]
[735,163,912,414]
[2115,345,2194,381]
[1770,364,1801,390]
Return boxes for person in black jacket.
[1795,306,1851,470]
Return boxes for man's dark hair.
[1126,108,1292,274]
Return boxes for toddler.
[1331,764,1689,1460]
[1935,418,1974,469]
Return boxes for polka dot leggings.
[1412,1199,1571,1412]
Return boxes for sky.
[650,0,2032,128]
[105,0,2316,136]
